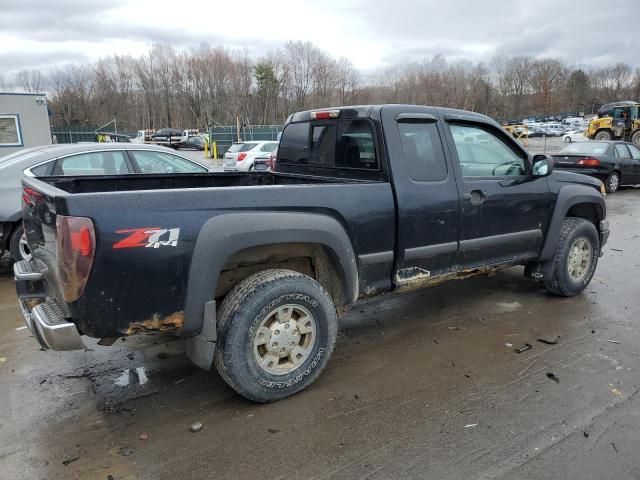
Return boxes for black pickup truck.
[15,105,609,402]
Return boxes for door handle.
[463,190,487,204]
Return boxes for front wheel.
[564,136,571,143]
[605,172,620,193]
[543,217,599,297]
[631,130,640,147]
[595,130,613,141]
[214,269,338,402]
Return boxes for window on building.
[0,115,22,147]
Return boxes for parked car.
[223,141,279,171]
[552,141,640,193]
[253,148,277,171]
[562,130,588,143]
[182,136,205,151]
[16,104,609,403]
[0,143,211,261]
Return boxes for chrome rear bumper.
[14,260,84,351]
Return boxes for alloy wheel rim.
[609,174,619,192]
[567,237,592,282]
[253,304,317,375]
[19,234,32,261]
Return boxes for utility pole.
[236,116,241,142]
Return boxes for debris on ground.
[139,433,149,440]
[268,428,279,434]
[604,339,621,344]
[62,456,80,466]
[611,388,622,396]
[126,353,135,360]
[537,337,559,345]
[464,423,478,428]
[119,445,134,456]
[583,430,589,437]
[610,248,623,252]
[546,372,560,383]
[174,379,185,385]
[0,357,6,363]
[611,442,618,453]
[505,343,513,348]
[190,422,203,433]
[514,343,532,353]
[448,326,460,330]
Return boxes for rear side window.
[278,119,379,170]
[398,122,447,181]
[131,151,208,173]
[336,120,378,170]
[278,122,310,164]
[614,144,631,159]
[628,144,640,160]
[55,151,129,176]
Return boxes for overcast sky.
[1,0,639,79]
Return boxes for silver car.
[0,143,211,261]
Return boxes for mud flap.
[186,301,217,370]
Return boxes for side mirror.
[532,154,553,177]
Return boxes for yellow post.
[204,139,209,158]
[213,141,217,161]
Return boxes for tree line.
[6,41,640,131]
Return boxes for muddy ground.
[1,188,639,480]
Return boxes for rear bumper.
[14,260,84,351]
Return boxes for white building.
[0,92,52,158]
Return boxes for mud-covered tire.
[595,130,612,141]
[631,130,640,147]
[543,217,599,297]
[214,269,338,402]
[605,171,620,193]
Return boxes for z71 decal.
[113,227,181,249]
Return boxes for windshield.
[560,142,609,155]
[227,142,258,153]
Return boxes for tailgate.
[16,178,86,350]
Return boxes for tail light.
[576,157,600,167]
[238,152,247,161]
[268,152,276,171]
[56,215,96,302]
[310,110,340,120]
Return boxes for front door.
[626,143,640,182]
[443,119,553,267]
[381,106,460,283]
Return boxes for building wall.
[0,92,52,158]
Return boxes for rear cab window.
[277,116,382,179]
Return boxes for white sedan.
[223,141,279,171]
[562,130,588,143]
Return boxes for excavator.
[586,100,640,146]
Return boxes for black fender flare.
[538,184,605,262]
[182,212,358,336]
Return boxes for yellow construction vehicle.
[586,101,640,146]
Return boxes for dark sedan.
[552,141,640,193]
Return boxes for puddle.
[115,367,149,386]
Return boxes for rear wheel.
[631,130,640,147]
[564,136,572,143]
[214,269,338,402]
[595,130,613,141]
[605,172,620,193]
[543,217,599,297]
[9,224,31,262]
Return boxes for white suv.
[223,141,279,171]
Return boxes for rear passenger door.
[53,151,132,176]
[381,107,460,282]
[614,143,634,182]
[443,119,552,267]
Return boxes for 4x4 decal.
[113,228,180,249]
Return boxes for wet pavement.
[2,189,640,479]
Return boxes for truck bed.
[39,171,367,195]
